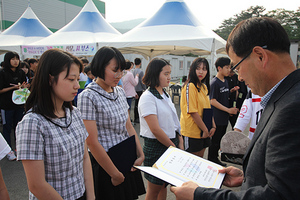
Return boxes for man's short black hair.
[28,58,38,65]
[134,58,141,65]
[215,57,231,71]
[226,17,290,57]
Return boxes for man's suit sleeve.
[194,184,281,200]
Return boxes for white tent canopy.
[0,6,52,55]
[100,0,226,59]
[31,0,121,46]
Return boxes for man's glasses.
[231,45,267,75]
[114,70,127,78]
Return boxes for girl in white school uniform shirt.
[138,58,183,200]
[16,49,94,200]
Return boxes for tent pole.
[210,39,216,80]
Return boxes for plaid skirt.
[143,136,179,185]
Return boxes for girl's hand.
[111,171,125,186]
[202,128,209,138]
[131,156,144,172]
[24,82,30,88]
[209,127,216,137]
[10,84,20,90]
[21,82,27,88]
[178,140,184,150]
[178,134,184,150]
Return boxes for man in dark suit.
[171,17,300,200]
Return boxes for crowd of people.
[0,17,299,200]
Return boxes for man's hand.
[230,86,240,93]
[227,107,239,115]
[219,166,244,187]
[170,181,198,200]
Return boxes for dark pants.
[126,97,134,110]
[208,125,227,161]
[2,108,24,148]
[134,91,143,121]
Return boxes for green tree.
[214,17,236,41]
[214,6,300,41]
[266,8,300,40]
[214,6,266,40]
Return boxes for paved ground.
[0,97,243,199]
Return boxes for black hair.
[226,17,290,57]
[90,46,126,80]
[215,57,231,71]
[143,58,170,88]
[25,49,83,118]
[125,59,132,70]
[23,58,29,63]
[81,58,89,64]
[134,58,141,65]
[84,64,92,74]
[3,51,20,69]
[27,58,38,65]
[20,61,30,70]
[186,57,210,94]
[20,61,31,78]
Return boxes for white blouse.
[138,89,180,139]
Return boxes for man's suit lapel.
[242,69,300,171]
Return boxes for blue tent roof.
[0,6,52,52]
[102,0,226,59]
[141,0,203,27]
[2,7,52,37]
[56,0,119,34]
[32,0,120,46]
[59,9,119,34]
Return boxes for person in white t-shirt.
[234,90,263,140]
[0,133,11,200]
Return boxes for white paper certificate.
[136,147,225,188]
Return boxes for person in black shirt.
[0,52,27,160]
[208,57,239,166]
[225,71,247,129]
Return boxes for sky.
[104,0,299,30]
